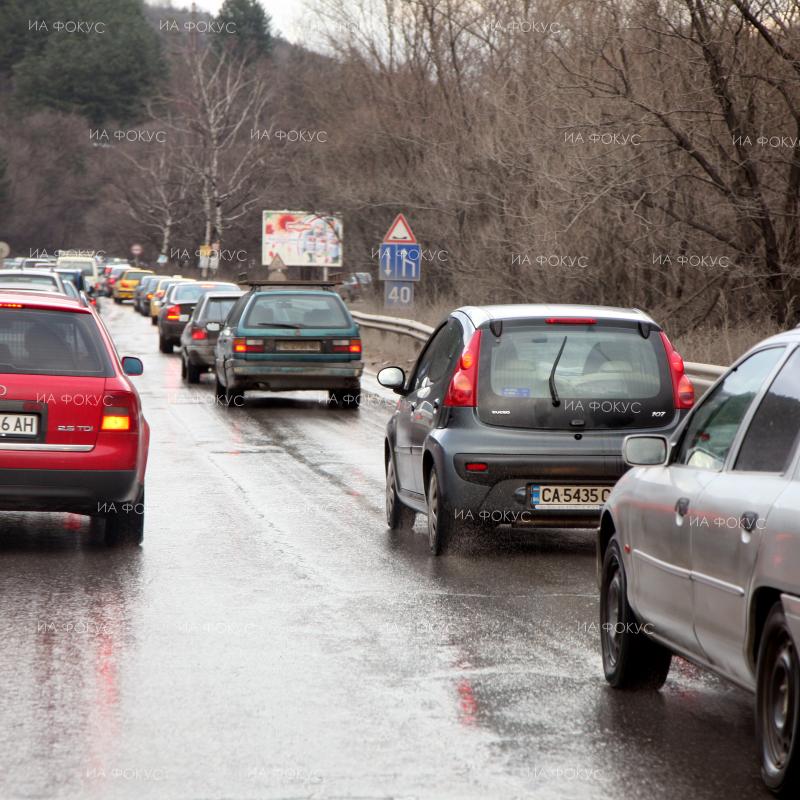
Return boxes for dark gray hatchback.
[378,304,694,554]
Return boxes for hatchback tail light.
[233,338,265,353]
[191,328,208,340]
[444,330,482,407]
[155,290,164,299]
[166,305,181,320]
[146,292,154,300]
[660,332,694,409]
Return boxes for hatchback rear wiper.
[549,336,568,407]
[254,322,301,328]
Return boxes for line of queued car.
[120,272,365,409]
[3,252,799,793]
[374,302,800,795]
[0,257,150,547]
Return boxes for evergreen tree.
[13,0,164,125]
[215,0,272,61]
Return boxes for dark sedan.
[157,280,238,353]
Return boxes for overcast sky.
[150,0,307,43]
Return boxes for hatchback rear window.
[242,293,350,329]
[0,309,113,376]
[122,271,150,281]
[477,320,673,430]
[203,297,239,323]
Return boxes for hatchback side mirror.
[121,356,144,376]
[378,366,406,394]
[623,435,668,467]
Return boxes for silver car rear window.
[477,320,673,430]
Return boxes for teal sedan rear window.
[243,294,350,329]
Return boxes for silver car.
[0,269,66,294]
[598,328,800,796]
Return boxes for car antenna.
[489,319,503,337]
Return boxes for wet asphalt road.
[0,300,770,800]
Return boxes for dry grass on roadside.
[672,321,782,366]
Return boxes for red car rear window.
[0,308,113,377]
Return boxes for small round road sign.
[131,243,143,256]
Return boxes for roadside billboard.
[261,210,342,268]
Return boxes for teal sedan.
[214,282,363,408]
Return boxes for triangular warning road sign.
[383,213,417,244]
[269,254,286,270]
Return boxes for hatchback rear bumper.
[437,450,624,529]
[0,468,140,515]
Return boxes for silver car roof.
[457,304,659,328]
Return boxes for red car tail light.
[545,317,597,325]
[101,411,131,431]
[166,305,181,320]
[100,393,138,433]
[659,332,695,409]
[233,338,264,353]
[191,328,208,340]
[331,339,362,353]
[444,330,482,407]
[465,462,488,472]
[0,303,23,308]
[146,292,154,300]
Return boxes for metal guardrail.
[684,361,726,390]
[351,310,433,343]
[351,310,728,387]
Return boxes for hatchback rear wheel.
[426,467,453,555]
[757,603,800,796]
[600,538,671,689]
[159,335,173,354]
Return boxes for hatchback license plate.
[276,341,321,352]
[179,314,189,322]
[0,413,38,437]
[530,484,611,508]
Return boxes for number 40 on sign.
[384,281,414,308]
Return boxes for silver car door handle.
[675,497,690,517]
[740,511,759,532]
